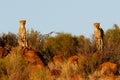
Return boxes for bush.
[103,24,120,64]
[104,24,120,48]
[0,47,30,80]
[44,33,77,57]
[27,29,43,52]
[0,32,18,47]
[26,29,54,63]
[76,35,91,54]
[0,58,8,80]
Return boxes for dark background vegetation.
[0,24,120,65]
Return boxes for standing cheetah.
[18,20,28,48]
[93,23,104,51]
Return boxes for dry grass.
[0,47,119,80]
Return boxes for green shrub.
[0,32,18,47]
[44,33,77,57]
[27,29,43,52]
[76,35,91,54]
[104,24,120,48]
[103,24,120,64]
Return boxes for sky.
[0,0,120,38]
